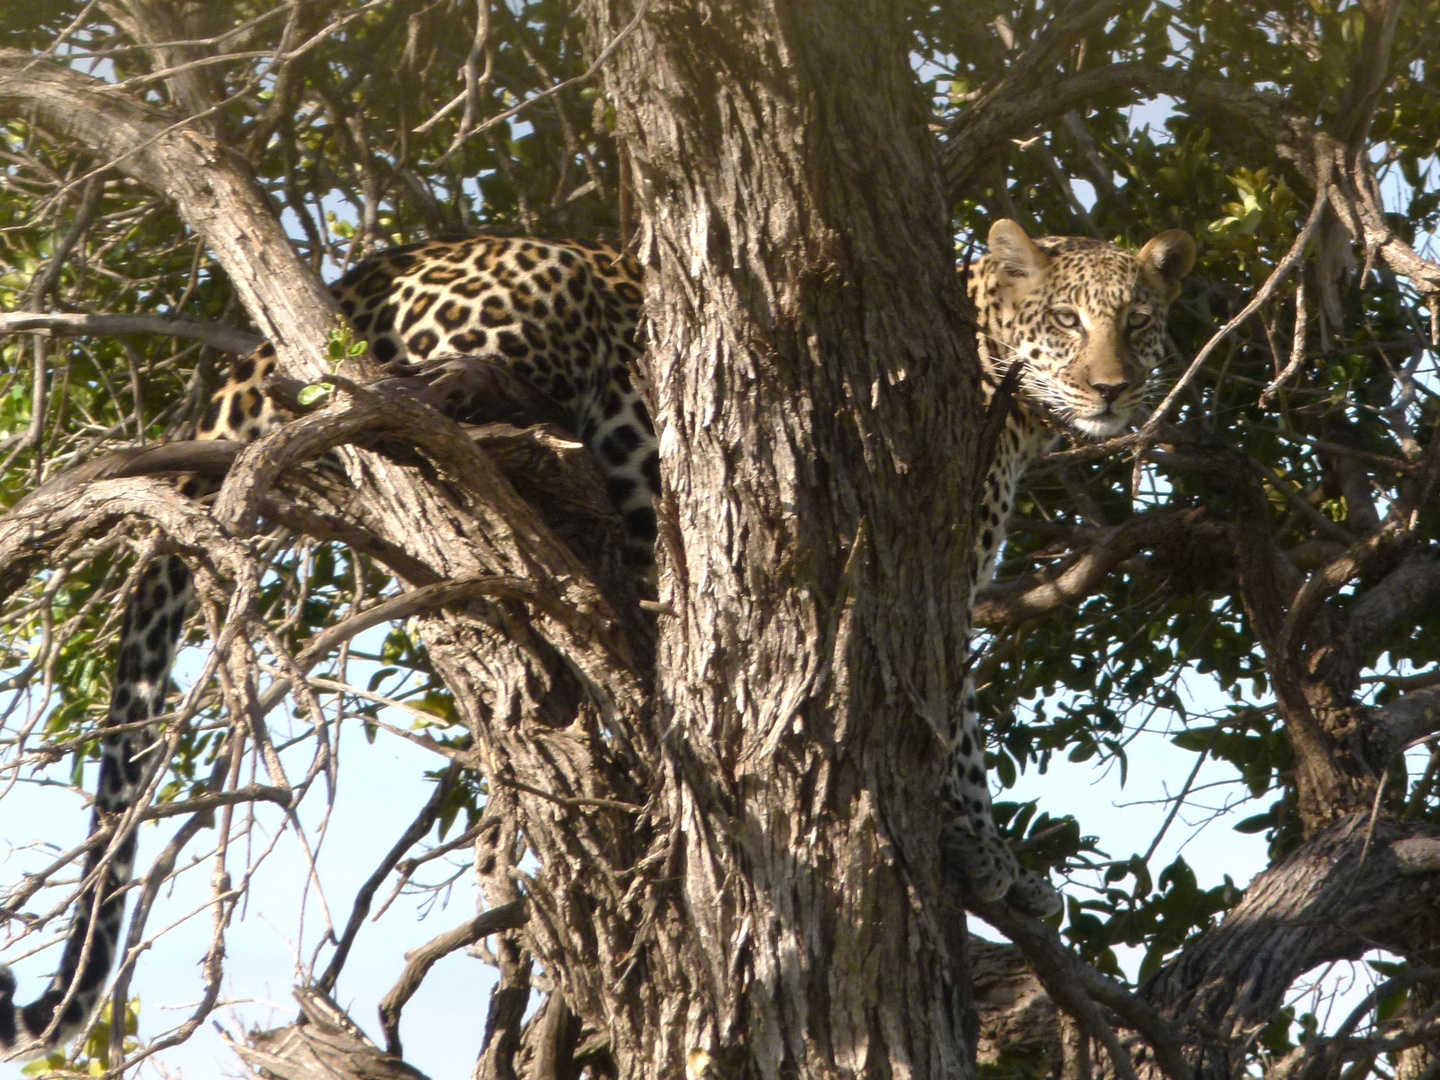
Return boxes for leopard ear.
[987,220,1050,299]
[1138,230,1195,301]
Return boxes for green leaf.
[1234,812,1274,834]
[297,382,333,407]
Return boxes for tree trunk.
[3,3,993,1073]
[578,1,987,1075]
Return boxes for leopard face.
[969,220,1196,440]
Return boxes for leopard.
[0,235,654,1057]
[946,218,1195,915]
[0,220,1192,1055]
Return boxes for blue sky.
[3,64,1437,1080]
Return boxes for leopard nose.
[1091,380,1130,404]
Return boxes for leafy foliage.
[0,0,1437,1074]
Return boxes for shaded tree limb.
[0,311,262,354]
[1335,552,1440,684]
[969,818,1440,1080]
[973,509,1197,629]
[229,988,432,1080]
[1372,689,1440,766]
[971,900,1191,1080]
[1142,815,1440,1080]
[377,899,528,1059]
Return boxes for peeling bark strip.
[4,5,992,1075]
[0,39,660,1080]
[582,0,985,1074]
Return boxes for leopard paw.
[1007,868,1062,917]
[941,823,1019,903]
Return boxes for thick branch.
[973,900,1191,1080]
[0,475,249,607]
[968,816,1440,1080]
[942,61,1305,197]
[0,48,341,379]
[1371,687,1440,763]
[945,62,1155,194]
[1339,552,1440,678]
[968,937,1062,1068]
[1143,815,1440,1080]
[0,311,261,353]
[377,900,528,1059]
[0,49,662,1055]
[973,510,1196,630]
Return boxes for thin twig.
[316,763,462,993]
[0,311,261,354]
[1261,277,1311,405]
[1131,181,1332,489]
[433,0,652,164]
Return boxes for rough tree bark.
[1,1,990,1075]
[573,0,988,1073]
[6,2,1440,1078]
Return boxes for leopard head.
[972,219,1195,439]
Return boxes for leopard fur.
[947,219,1195,914]
[0,235,654,1056]
[0,221,1192,1054]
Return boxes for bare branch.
[1133,184,1330,459]
[0,47,342,380]
[318,765,464,994]
[377,899,527,1058]
[0,311,261,354]
[432,0,652,164]
[940,1,1128,191]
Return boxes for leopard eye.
[1126,309,1154,331]
[1050,308,1081,330]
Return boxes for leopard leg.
[942,679,1061,917]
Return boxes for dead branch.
[0,311,261,354]
[229,987,433,1080]
[0,47,343,379]
[377,899,527,1059]
[318,765,465,994]
[2,53,663,1073]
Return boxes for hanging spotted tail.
[0,557,191,1056]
